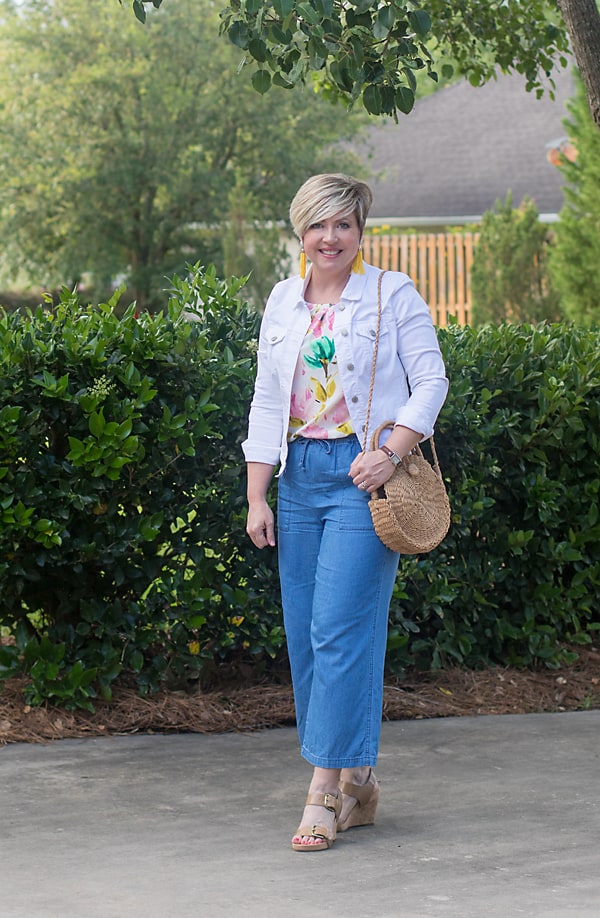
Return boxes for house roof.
[356,67,575,224]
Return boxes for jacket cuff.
[241,438,281,466]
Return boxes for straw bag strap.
[428,436,443,478]
[361,271,443,473]
[361,270,386,453]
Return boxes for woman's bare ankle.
[340,765,371,787]
[308,766,341,796]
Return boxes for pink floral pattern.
[288,303,353,441]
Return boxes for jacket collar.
[293,262,377,306]
[339,264,376,302]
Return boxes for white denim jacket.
[242,262,449,475]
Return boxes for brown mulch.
[1,648,599,746]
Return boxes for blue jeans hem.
[301,748,378,769]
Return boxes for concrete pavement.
[2,710,599,917]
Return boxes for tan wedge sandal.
[337,769,380,832]
[291,790,342,852]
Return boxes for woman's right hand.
[246,500,276,549]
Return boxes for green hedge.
[387,322,600,672]
[0,267,281,709]
[1,270,599,709]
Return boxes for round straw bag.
[363,272,450,554]
[368,421,451,554]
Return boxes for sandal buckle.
[322,792,337,811]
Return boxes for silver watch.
[380,444,401,467]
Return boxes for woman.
[243,173,448,852]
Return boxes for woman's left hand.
[349,449,395,493]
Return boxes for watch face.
[383,445,400,466]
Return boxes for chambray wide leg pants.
[277,436,400,769]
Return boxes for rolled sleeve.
[394,375,449,440]
[390,281,448,439]
[241,303,285,467]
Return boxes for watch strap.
[380,444,401,467]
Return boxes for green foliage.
[549,73,600,326]
[2,281,599,708]
[221,172,293,308]
[129,0,163,24]
[0,264,282,706]
[217,0,569,119]
[221,0,435,119]
[470,194,562,325]
[429,0,569,95]
[387,322,600,674]
[0,0,363,309]
[0,630,98,711]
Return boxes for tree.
[0,0,363,308]
[216,1,574,120]
[549,74,600,325]
[557,0,600,128]
[470,194,561,326]
[132,2,600,129]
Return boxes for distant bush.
[549,73,600,327]
[471,194,561,325]
[387,322,600,673]
[0,266,282,709]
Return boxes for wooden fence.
[362,231,479,326]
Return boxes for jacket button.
[338,304,346,311]
[270,335,278,341]
[369,329,376,337]
[351,396,359,403]
[341,328,349,336]
[347,363,354,371]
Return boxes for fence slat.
[364,231,477,325]
[417,235,427,301]
[464,232,475,326]
[437,233,447,327]
[399,235,408,274]
[446,233,456,314]
[380,236,390,271]
[409,235,418,287]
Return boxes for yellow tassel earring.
[352,247,365,275]
[299,247,307,279]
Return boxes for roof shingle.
[356,68,575,222]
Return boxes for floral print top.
[288,302,354,440]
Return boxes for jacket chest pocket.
[266,327,287,347]
[354,320,392,354]
[264,325,292,378]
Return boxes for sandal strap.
[338,770,377,808]
[295,823,330,842]
[304,790,342,817]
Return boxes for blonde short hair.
[289,173,373,240]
